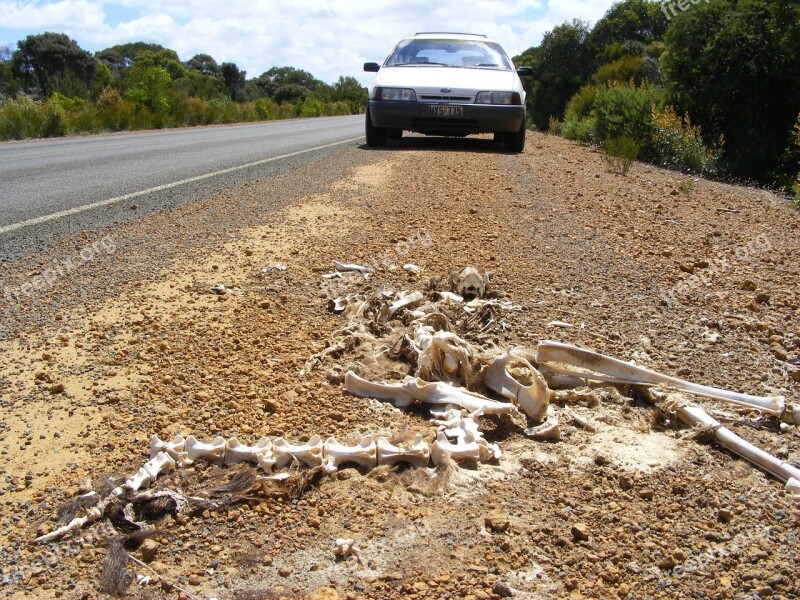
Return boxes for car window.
[385,39,513,70]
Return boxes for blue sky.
[0,0,618,84]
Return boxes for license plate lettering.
[429,105,463,117]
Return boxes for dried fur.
[57,492,100,525]
[100,538,132,596]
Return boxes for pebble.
[139,539,159,563]
[571,523,591,542]
[485,509,510,533]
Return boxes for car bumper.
[368,100,524,135]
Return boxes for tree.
[132,50,185,80]
[12,32,96,97]
[124,65,172,112]
[663,0,800,183]
[518,20,595,129]
[96,42,179,71]
[332,76,368,108]
[254,66,322,100]
[220,62,246,101]
[589,0,669,55]
[187,53,219,76]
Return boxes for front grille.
[419,95,472,102]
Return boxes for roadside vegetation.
[515,0,800,201]
[0,35,367,140]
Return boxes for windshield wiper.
[396,62,448,67]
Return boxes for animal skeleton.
[484,348,551,421]
[450,266,492,299]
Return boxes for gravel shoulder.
[0,132,798,599]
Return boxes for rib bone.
[536,340,787,417]
[345,371,519,416]
[485,348,550,422]
[324,436,377,470]
[334,260,372,277]
[376,435,431,467]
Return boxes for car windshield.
[385,39,513,70]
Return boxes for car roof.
[410,32,497,43]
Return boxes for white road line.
[0,135,364,235]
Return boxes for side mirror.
[364,62,381,73]
[516,67,533,76]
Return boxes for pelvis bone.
[484,348,550,422]
[345,371,519,416]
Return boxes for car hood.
[374,66,520,93]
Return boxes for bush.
[604,135,639,175]
[594,56,644,86]
[562,111,596,143]
[0,96,72,139]
[96,87,135,131]
[651,106,723,175]
[548,116,562,136]
[565,85,597,119]
[593,81,666,158]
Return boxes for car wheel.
[387,128,403,140]
[504,121,526,153]
[493,132,505,143]
[365,109,387,147]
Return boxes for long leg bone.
[35,500,108,544]
[323,436,377,470]
[485,348,550,422]
[646,389,800,498]
[376,435,431,467]
[273,435,324,468]
[345,371,519,416]
[536,340,788,418]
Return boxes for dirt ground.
[1,132,798,600]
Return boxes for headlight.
[475,91,521,105]
[373,87,417,101]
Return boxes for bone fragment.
[646,389,800,496]
[323,436,377,470]
[403,264,421,275]
[431,431,500,464]
[435,291,464,303]
[334,260,372,277]
[125,452,176,493]
[562,405,597,432]
[185,435,226,463]
[150,434,189,465]
[547,320,574,328]
[273,435,324,468]
[345,371,519,416]
[416,331,476,386]
[225,437,273,466]
[524,406,561,441]
[484,348,550,422]
[376,435,431,467]
[380,291,424,323]
[536,340,787,417]
[34,501,108,544]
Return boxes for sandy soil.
[0,132,798,600]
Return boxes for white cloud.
[0,0,616,84]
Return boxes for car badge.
[441,88,452,93]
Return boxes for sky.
[0,0,618,85]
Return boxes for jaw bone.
[484,348,550,422]
[323,436,377,470]
[376,435,431,467]
[345,371,519,416]
[536,340,789,419]
[273,435,324,468]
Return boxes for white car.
[363,32,531,152]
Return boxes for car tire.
[365,109,387,147]
[493,132,505,143]
[504,121,526,153]
[387,128,403,140]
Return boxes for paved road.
[0,115,364,239]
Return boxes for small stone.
[493,581,514,597]
[755,292,770,305]
[485,509,510,533]
[188,575,202,586]
[571,523,590,542]
[618,474,634,491]
[259,300,271,309]
[279,566,292,577]
[639,489,654,501]
[139,539,159,563]
[49,383,65,394]
[264,398,281,413]
[149,561,168,575]
[304,588,339,600]
[717,508,734,524]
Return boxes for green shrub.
[562,111,596,143]
[651,106,723,175]
[593,81,666,158]
[565,85,597,119]
[548,116,562,136]
[96,87,135,131]
[603,135,639,175]
[594,56,643,86]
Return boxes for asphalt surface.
[0,115,364,258]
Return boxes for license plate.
[429,105,463,117]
